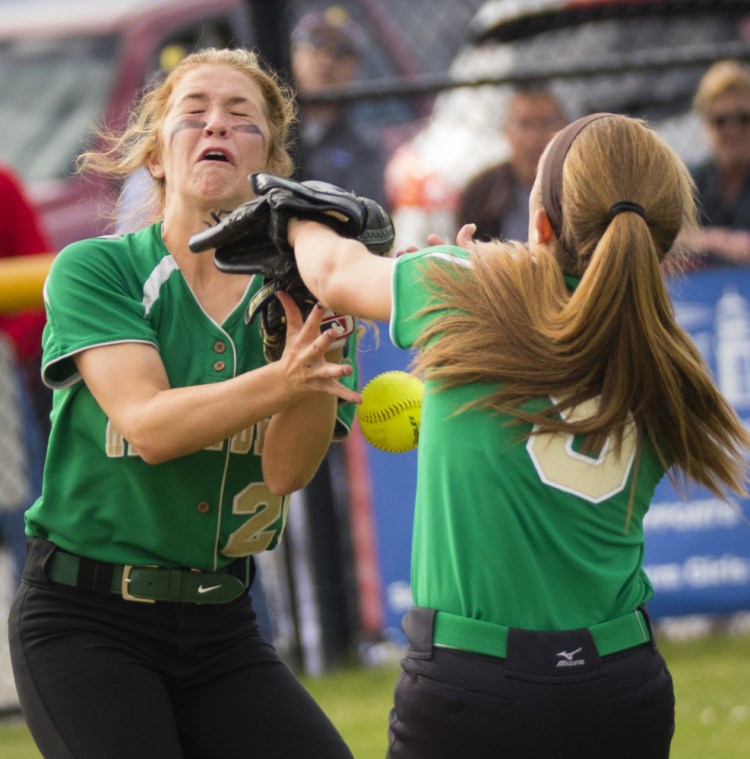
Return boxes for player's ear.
[533,207,554,245]
[147,152,165,180]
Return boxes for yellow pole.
[0,253,55,313]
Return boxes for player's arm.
[74,296,358,473]
[288,218,395,322]
[260,295,345,493]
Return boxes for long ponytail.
[413,115,749,501]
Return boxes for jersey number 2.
[222,482,288,557]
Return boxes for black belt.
[44,544,252,605]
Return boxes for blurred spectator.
[291,6,388,207]
[456,86,567,241]
[686,59,750,267]
[0,164,51,583]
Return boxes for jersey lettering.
[229,418,269,455]
[526,397,636,503]
[105,419,266,458]
[105,422,126,457]
[103,418,286,555]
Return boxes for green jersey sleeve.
[42,236,159,388]
[390,244,470,349]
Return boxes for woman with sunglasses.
[688,59,750,267]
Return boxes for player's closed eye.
[708,111,750,129]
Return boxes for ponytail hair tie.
[609,201,645,220]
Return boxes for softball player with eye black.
[7,48,361,759]
[279,113,750,758]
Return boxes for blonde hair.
[692,59,750,116]
[413,115,749,503]
[78,47,297,221]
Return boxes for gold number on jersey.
[222,482,288,556]
[526,398,636,503]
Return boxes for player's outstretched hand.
[396,223,477,256]
[275,291,361,405]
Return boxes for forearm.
[76,331,359,466]
[291,222,361,307]
[262,390,338,494]
[121,362,298,464]
[289,219,395,322]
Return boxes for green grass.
[0,719,42,759]
[659,634,750,759]
[1,633,748,758]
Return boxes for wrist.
[287,217,308,248]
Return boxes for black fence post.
[243,0,355,670]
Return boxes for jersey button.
[213,360,226,372]
[197,501,210,514]
[214,341,226,354]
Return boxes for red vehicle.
[0,0,257,252]
[0,0,430,253]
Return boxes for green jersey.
[26,223,357,571]
[391,245,664,630]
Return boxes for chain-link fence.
[0,334,36,712]
[2,0,750,715]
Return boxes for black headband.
[609,201,645,220]
[540,112,613,238]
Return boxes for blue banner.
[357,267,750,640]
[644,267,750,618]
[356,330,417,642]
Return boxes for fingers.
[275,290,304,332]
[396,245,419,257]
[456,223,477,247]
[275,292,362,403]
[276,291,334,344]
[292,328,361,403]
[399,224,476,254]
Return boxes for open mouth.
[201,150,231,163]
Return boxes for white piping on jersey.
[422,251,472,267]
[142,254,250,569]
[212,430,234,571]
[200,312,241,570]
[389,249,472,346]
[142,255,180,316]
[178,264,257,329]
[43,339,157,389]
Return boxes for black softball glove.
[188,174,392,362]
[251,172,394,257]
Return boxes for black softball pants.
[387,608,675,759]
[8,540,353,759]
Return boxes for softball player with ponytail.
[283,113,750,757]
[8,48,358,759]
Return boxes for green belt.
[47,549,249,605]
[433,609,651,658]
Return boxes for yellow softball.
[357,371,424,453]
